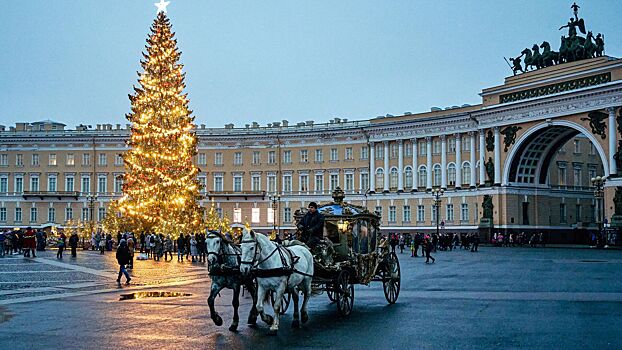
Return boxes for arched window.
[375,168,384,191]
[447,163,456,186]
[462,161,471,185]
[404,166,413,189]
[418,165,427,188]
[389,167,398,189]
[433,164,441,187]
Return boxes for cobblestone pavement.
[0,247,621,349]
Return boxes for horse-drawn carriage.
[295,187,401,316]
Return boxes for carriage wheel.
[382,252,401,304]
[336,270,354,316]
[269,290,291,315]
[327,286,337,302]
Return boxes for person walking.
[69,232,79,258]
[127,236,135,269]
[164,235,173,261]
[0,230,5,258]
[57,232,67,259]
[4,231,12,255]
[425,236,435,264]
[23,227,37,258]
[471,233,480,252]
[190,234,198,262]
[177,234,185,262]
[399,235,405,254]
[115,239,132,285]
[99,236,106,254]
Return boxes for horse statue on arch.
[205,230,258,332]
[540,41,559,67]
[239,228,314,335]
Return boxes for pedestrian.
[99,235,106,254]
[23,227,37,258]
[4,231,12,255]
[390,234,398,253]
[115,239,132,285]
[57,232,67,259]
[0,230,5,258]
[471,233,480,252]
[153,234,162,261]
[164,235,173,261]
[410,238,416,257]
[399,235,405,254]
[139,232,145,253]
[185,233,191,261]
[425,237,435,264]
[127,236,135,269]
[177,233,185,262]
[69,232,79,258]
[190,234,198,262]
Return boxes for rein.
[240,235,313,278]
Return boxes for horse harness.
[240,237,313,278]
[206,232,243,276]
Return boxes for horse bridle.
[206,232,241,268]
[240,235,260,268]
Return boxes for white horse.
[239,228,314,335]
[206,231,258,332]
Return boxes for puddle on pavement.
[119,291,192,301]
[0,307,13,324]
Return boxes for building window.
[388,206,396,222]
[81,176,90,193]
[48,176,57,192]
[215,152,223,165]
[389,168,398,188]
[98,207,106,221]
[65,207,73,221]
[233,208,242,223]
[576,204,582,223]
[251,208,260,223]
[115,154,123,166]
[417,205,425,222]
[267,208,274,224]
[16,154,23,166]
[283,150,292,164]
[389,143,398,159]
[300,150,308,163]
[460,203,469,221]
[0,208,6,222]
[361,173,369,192]
[48,154,57,166]
[462,137,470,151]
[252,151,261,165]
[251,175,261,191]
[345,147,353,160]
[462,162,471,185]
[216,207,223,219]
[30,207,38,222]
[268,151,276,164]
[330,174,339,191]
[558,166,567,186]
[82,153,90,166]
[403,205,411,223]
[48,207,56,223]
[432,205,438,223]
[234,152,243,165]
[330,148,338,161]
[573,168,582,188]
[433,140,441,155]
[283,207,292,223]
[314,174,324,194]
[405,143,412,157]
[573,139,581,154]
[299,175,309,192]
[446,204,454,222]
[283,175,292,193]
[375,169,384,190]
[419,141,426,156]
[198,153,207,165]
[98,153,107,166]
[233,176,242,192]
[15,177,23,193]
[360,146,369,160]
[15,208,22,222]
[560,203,567,223]
[447,163,456,186]
[32,154,40,166]
[375,206,383,217]
[0,177,7,193]
[31,177,40,192]
[114,176,123,193]
[98,176,107,193]
[433,164,441,187]
[589,143,596,155]
[0,154,7,166]
[267,175,276,193]
[67,154,76,166]
[344,173,354,192]
[448,138,456,153]
[315,149,323,162]
[418,166,427,188]
[376,145,384,159]
[214,176,223,192]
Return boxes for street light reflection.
[119,291,192,300]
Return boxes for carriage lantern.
[337,219,350,234]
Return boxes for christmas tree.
[117,9,204,236]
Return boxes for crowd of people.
[490,232,545,247]
[388,232,483,263]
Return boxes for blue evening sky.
[1,1,621,129]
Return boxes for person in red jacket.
[23,227,37,258]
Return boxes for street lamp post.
[591,176,605,248]
[86,194,98,249]
[269,194,281,237]
[431,188,444,237]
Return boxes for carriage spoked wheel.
[327,285,337,302]
[269,290,291,315]
[336,270,354,316]
[382,252,401,304]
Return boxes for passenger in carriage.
[296,202,325,250]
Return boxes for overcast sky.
[1,1,621,129]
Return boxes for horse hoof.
[247,316,258,325]
[228,324,238,332]
[267,328,278,336]
[213,315,223,327]
[301,312,309,324]
[291,320,300,328]
[265,315,274,326]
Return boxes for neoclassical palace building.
[1,56,621,242]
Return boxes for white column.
[494,126,501,185]
[383,141,390,192]
[412,138,418,191]
[369,142,375,193]
[469,131,476,188]
[608,107,617,176]
[441,135,447,189]
[479,130,486,185]
[426,137,432,190]
[397,140,404,192]
[455,133,462,189]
